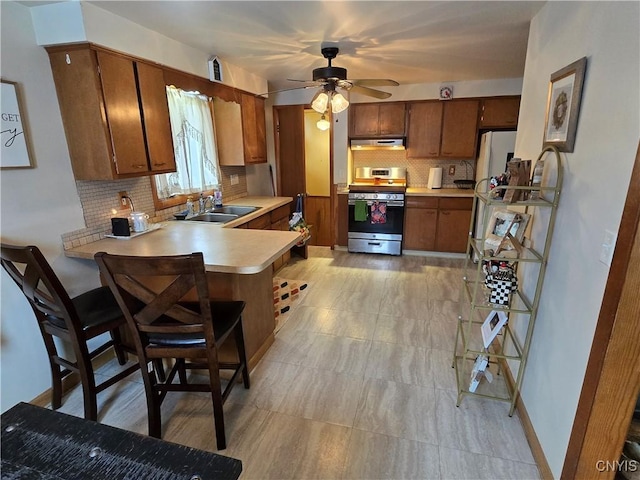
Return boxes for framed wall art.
[543,57,587,153]
[1,79,34,168]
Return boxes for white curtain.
[154,86,220,199]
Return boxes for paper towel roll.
[428,167,443,189]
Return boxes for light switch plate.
[599,229,617,266]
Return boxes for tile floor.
[53,247,540,479]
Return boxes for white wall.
[515,2,639,477]
[0,0,268,412]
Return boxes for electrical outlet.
[230,174,239,185]
[449,165,456,175]
[599,229,617,266]
[118,191,129,210]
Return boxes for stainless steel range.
[348,167,407,256]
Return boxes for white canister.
[129,212,149,233]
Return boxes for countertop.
[65,197,299,274]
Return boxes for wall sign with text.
[1,80,34,168]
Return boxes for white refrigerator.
[474,131,517,241]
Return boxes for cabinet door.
[435,198,473,253]
[480,97,520,128]
[378,103,406,136]
[241,94,267,164]
[440,100,479,159]
[47,46,114,180]
[406,102,443,158]
[350,104,380,137]
[136,62,176,173]
[96,51,149,175]
[404,206,438,251]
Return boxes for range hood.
[350,138,405,150]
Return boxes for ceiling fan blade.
[256,85,318,97]
[286,78,323,84]
[351,79,400,87]
[349,85,393,100]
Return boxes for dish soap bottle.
[214,184,223,208]
[186,196,194,215]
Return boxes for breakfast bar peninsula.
[65,198,300,369]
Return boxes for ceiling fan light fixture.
[316,114,330,131]
[330,92,349,113]
[311,90,329,113]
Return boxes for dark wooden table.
[1,402,242,479]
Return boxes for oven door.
[348,198,405,237]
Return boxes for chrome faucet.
[198,194,215,213]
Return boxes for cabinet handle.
[441,211,450,215]
[442,151,453,155]
[133,164,146,169]
[153,162,167,166]
[429,152,438,156]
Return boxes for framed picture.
[484,209,531,251]
[543,57,587,153]
[481,310,508,348]
[1,79,34,169]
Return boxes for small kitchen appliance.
[348,167,407,256]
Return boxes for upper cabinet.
[46,44,176,180]
[407,99,479,159]
[479,97,521,128]
[349,102,406,137]
[240,93,267,164]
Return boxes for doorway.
[273,105,333,247]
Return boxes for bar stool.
[0,244,139,420]
[95,251,250,450]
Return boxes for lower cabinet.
[404,196,472,253]
[435,198,473,252]
[404,197,438,251]
[270,204,292,272]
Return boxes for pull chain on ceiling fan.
[259,46,399,114]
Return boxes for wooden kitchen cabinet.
[349,102,406,137]
[406,102,443,158]
[403,197,438,251]
[407,100,479,160]
[46,44,175,180]
[480,97,520,128]
[270,204,292,272]
[241,93,267,164]
[440,100,480,159]
[435,197,473,253]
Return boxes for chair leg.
[147,392,162,438]
[43,333,64,409]
[234,318,250,389]
[76,350,98,421]
[177,359,187,384]
[110,327,128,365]
[153,359,166,383]
[206,353,226,450]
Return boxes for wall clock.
[439,85,453,100]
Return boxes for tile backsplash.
[62,166,248,250]
[352,150,476,187]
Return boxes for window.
[153,86,220,208]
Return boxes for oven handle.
[348,200,405,207]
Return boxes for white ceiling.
[33,1,546,92]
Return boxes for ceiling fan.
[261,46,399,114]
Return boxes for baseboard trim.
[29,349,120,408]
[500,359,554,480]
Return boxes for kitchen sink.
[188,213,239,223]
[186,206,260,224]
[211,205,259,216]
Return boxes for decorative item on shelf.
[469,354,493,393]
[484,262,518,307]
[484,209,531,253]
[503,158,531,203]
[529,158,546,200]
[488,174,509,198]
[543,57,587,153]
